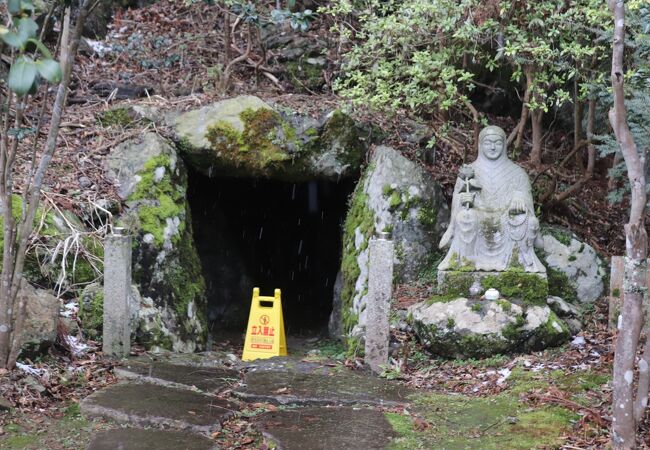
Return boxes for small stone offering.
[484,288,500,301]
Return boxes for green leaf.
[1,31,26,49]
[17,18,38,41]
[36,59,62,83]
[20,0,35,12]
[27,38,53,59]
[8,56,38,96]
[7,0,21,15]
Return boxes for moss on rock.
[78,284,104,337]
[340,175,375,339]
[541,255,578,303]
[205,108,292,174]
[128,154,185,248]
[99,107,134,128]
[482,271,548,306]
[286,59,324,92]
[175,97,366,181]
[122,145,207,350]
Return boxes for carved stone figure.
[438,125,545,273]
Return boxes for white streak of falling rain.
[291,271,295,281]
[297,217,301,226]
[325,278,329,287]
[297,240,303,255]
[258,227,264,240]
[304,255,309,269]
[291,184,296,200]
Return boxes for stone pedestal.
[103,229,132,357]
[365,233,394,374]
[437,270,548,306]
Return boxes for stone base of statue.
[437,269,548,306]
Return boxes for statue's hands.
[508,193,527,214]
[459,192,474,207]
[439,227,453,249]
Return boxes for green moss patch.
[78,288,104,337]
[99,107,134,128]
[482,272,548,305]
[319,110,365,168]
[435,271,475,297]
[129,154,185,248]
[340,177,375,339]
[542,256,578,303]
[387,382,576,449]
[205,108,293,174]
[542,225,573,246]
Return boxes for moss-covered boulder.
[539,227,605,303]
[172,95,367,181]
[407,297,570,358]
[333,145,449,342]
[106,133,207,352]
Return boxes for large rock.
[106,132,207,352]
[333,145,449,342]
[408,297,570,358]
[539,227,605,303]
[172,95,368,181]
[20,282,59,355]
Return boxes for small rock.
[78,176,92,188]
[0,397,12,412]
[570,336,586,348]
[546,296,580,318]
[306,57,326,66]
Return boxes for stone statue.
[438,125,545,273]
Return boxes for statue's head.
[479,126,507,161]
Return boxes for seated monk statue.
[438,125,545,273]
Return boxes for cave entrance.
[187,168,356,336]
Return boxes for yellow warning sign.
[242,288,287,361]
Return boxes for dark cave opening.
[187,168,356,335]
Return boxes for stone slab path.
[234,370,412,406]
[80,354,412,449]
[115,360,239,393]
[80,382,238,434]
[254,407,398,450]
[85,428,217,450]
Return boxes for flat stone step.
[254,407,397,450]
[234,370,412,406]
[86,428,217,450]
[80,382,237,435]
[115,360,239,393]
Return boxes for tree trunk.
[609,0,648,447]
[573,81,585,172]
[514,66,534,151]
[586,98,596,177]
[0,2,91,369]
[530,108,543,167]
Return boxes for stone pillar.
[103,228,132,357]
[365,232,394,374]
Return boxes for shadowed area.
[187,168,355,334]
